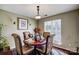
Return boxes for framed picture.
[17,18,28,30]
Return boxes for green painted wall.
[0,9,37,49]
[38,9,79,52]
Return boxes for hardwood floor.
[53,46,79,55]
[51,48,68,55]
[0,47,79,55]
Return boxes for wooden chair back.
[45,35,54,54]
[44,32,54,54]
[23,32,30,40]
[43,32,50,39]
[12,33,23,55]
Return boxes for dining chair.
[23,32,33,46]
[12,33,34,55]
[23,31,30,40]
[36,33,54,55]
[43,32,50,39]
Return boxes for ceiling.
[0,4,79,19]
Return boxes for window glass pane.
[44,21,52,32]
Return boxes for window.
[44,19,61,45]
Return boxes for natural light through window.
[44,19,61,45]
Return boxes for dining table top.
[23,39,46,46]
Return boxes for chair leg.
[36,50,41,55]
[49,51,53,55]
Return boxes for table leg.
[31,46,36,55]
[33,46,42,55]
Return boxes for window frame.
[44,19,61,45]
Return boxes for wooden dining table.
[23,39,46,54]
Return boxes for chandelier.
[35,6,41,19]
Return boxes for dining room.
[0,4,79,55]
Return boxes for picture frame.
[17,18,28,30]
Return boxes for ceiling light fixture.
[35,6,41,19]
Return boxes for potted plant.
[0,24,9,51]
[0,36,9,51]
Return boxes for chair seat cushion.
[36,45,52,54]
[22,46,34,54]
[36,45,46,53]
